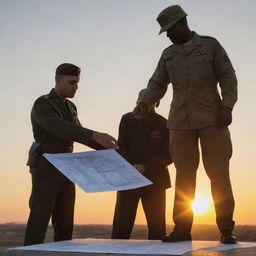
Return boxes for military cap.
[157,5,187,34]
[55,63,81,76]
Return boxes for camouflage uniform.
[111,112,172,239]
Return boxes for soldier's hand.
[218,106,232,128]
[133,164,146,174]
[92,131,118,149]
[132,102,149,119]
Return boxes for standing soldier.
[134,5,237,244]
[112,90,172,240]
[25,63,118,245]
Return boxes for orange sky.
[0,0,256,226]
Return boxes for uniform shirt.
[31,89,94,153]
[30,89,103,178]
[139,32,238,130]
[118,112,172,189]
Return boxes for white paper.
[43,149,152,193]
[12,239,256,255]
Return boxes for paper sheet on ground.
[12,239,256,255]
[43,149,152,193]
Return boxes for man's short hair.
[55,63,80,76]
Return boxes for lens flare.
[191,195,210,215]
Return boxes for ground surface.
[0,224,256,256]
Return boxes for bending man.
[134,5,237,244]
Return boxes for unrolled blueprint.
[44,149,152,193]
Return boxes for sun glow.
[191,195,210,215]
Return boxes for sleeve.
[145,122,172,173]
[116,115,130,161]
[32,98,93,146]
[138,52,170,108]
[213,41,238,109]
[75,109,106,150]
[86,140,106,150]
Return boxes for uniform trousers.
[111,185,166,240]
[24,174,75,245]
[169,125,235,234]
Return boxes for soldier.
[24,63,118,245]
[134,5,237,244]
[111,90,172,240]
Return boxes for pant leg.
[170,129,200,233]
[52,178,75,241]
[111,189,141,239]
[24,175,61,245]
[141,186,166,240]
[200,125,235,233]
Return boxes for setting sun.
[191,195,210,215]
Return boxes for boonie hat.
[157,5,187,34]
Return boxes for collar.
[173,32,202,55]
[49,88,63,102]
[48,88,72,114]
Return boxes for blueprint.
[43,149,152,193]
[13,239,256,255]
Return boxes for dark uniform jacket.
[118,112,172,189]
[28,89,103,179]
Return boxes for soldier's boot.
[220,232,237,244]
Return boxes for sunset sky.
[0,0,256,226]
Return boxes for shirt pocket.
[196,93,221,108]
[192,54,213,63]
[191,54,215,79]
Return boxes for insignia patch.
[150,130,161,139]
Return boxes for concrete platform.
[1,239,256,256]
[1,248,256,256]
